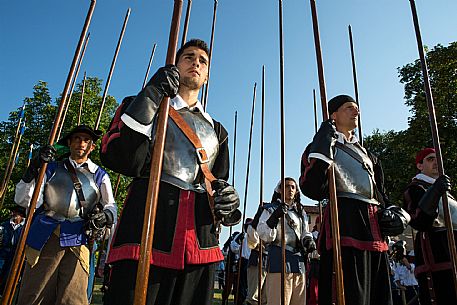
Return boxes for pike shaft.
[409,0,457,295]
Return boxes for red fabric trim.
[415,231,453,276]
[300,154,314,186]
[368,204,382,241]
[101,102,125,154]
[107,190,222,269]
[322,204,388,252]
[184,191,223,264]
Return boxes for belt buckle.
[196,147,209,164]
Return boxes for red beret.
[415,148,435,165]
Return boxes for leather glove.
[85,204,114,240]
[418,175,451,216]
[212,179,240,217]
[302,235,317,254]
[266,203,287,229]
[124,65,180,125]
[378,206,411,236]
[23,145,56,182]
[309,119,338,160]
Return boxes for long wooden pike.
[309,0,345,304]
[0,119,26,209]
[223,110,237,303]
[348,25,363,145]
[312,89,324,227]
[95,8,131,130]
[258,65,266,305]
[133,1,183,304]
[181,0,192,46]
[0,2,97,303]
[202,0,218,110]
[77,71,87,125]
[278,1,286,304]
[142,43,157,89]
[409,0,457,296]
[0,102,25,200]
[57,31,90,140]
[228,111,238,235]
[235,82,257,304]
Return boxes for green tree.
[364,42,457,205]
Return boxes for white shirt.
[393,261,418,287]
[121,94,213,138]
[15,157,117,223]
[230,232,251,259]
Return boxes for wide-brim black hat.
[57,124,103,147]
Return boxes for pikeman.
[299,94,410,305]
[403,147,455,305]
[257,177,315,305]
[14,124,117,305]
[100,39,241,305]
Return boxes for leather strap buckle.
[196,147,209,164]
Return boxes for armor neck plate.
[159,108,219,192]
[333,143,380,205]
[44,163,100,221]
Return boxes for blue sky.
[1,0,456,241]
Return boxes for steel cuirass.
[434,194,457,229]
[159,108,219,192]
[44,163,100,221]
[333,143,380,205]
[272,208,303,252]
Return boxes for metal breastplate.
[160,108,219,192]
[44,164,100,221]
[434,194,457,229]
[273,208,302,251]
[333,143,380,205]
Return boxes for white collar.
[336,130,358,144]
[170,95,214,127]
[68,157,98,174]
[414,173,436,184]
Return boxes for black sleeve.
[299,144,330,201]
[370,152,390,207]
[100,96,152,177]
[211,120,230,181]
[403,183,436,231]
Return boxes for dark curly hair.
[176,39,209,64]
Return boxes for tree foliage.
[364,42,457,205]
[0,78,131,219]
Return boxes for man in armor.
[100,39,240,305]
[14,124,117,305]
[299,95,410,305]
[257,177,315,305]
[403,147,454,305]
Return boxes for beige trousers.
[17,234,89,305]
[266,272,306,305]
[246,265,267,305]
